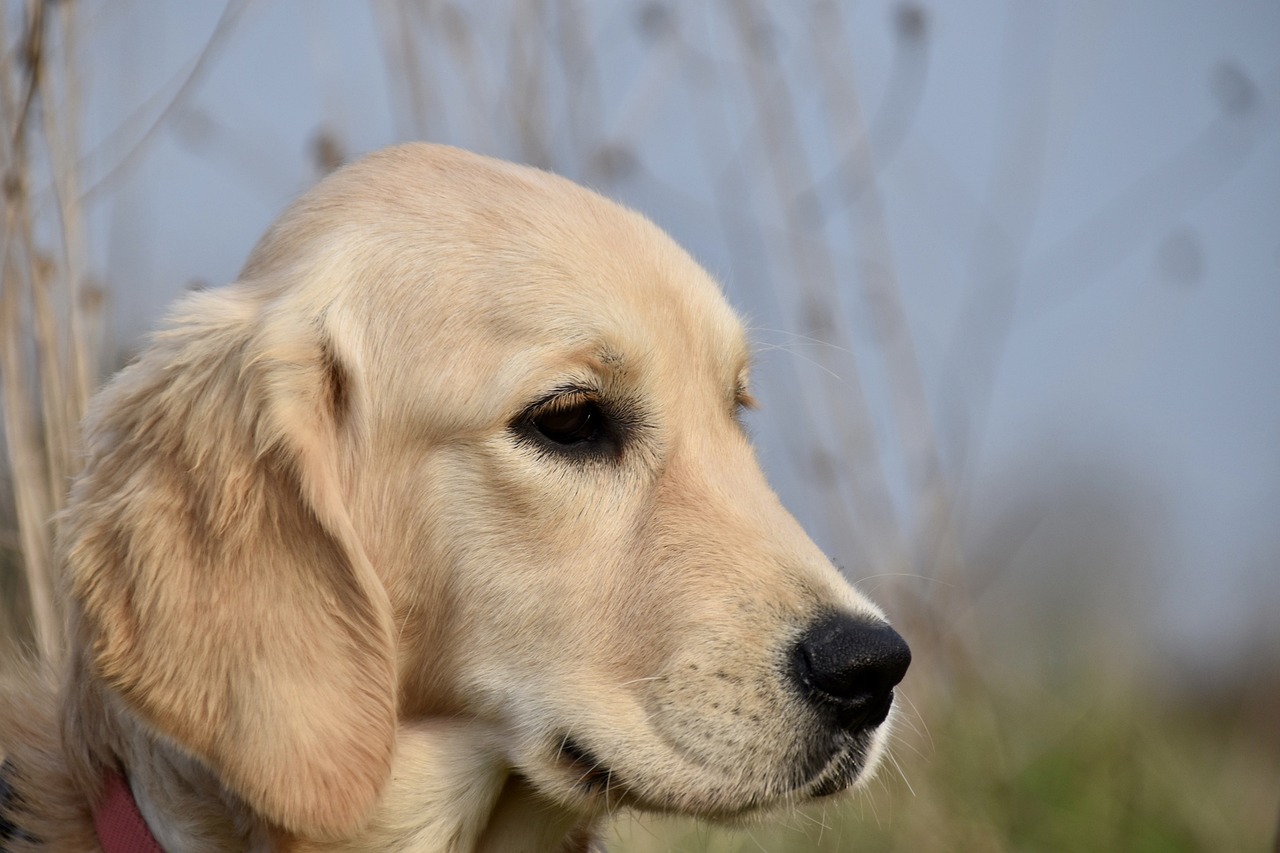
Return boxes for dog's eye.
[514,388,631,461]
[532,399,605,445]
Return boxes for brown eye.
[533,400,603,445]
[513,388,630,461]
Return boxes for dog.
[0,143,910,852]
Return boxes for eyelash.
[514,389,621,460]
[532,392,606,444]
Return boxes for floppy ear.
[63,287,395,838]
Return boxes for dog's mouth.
[553,735,624,800]
[546,726,871,818]
[804,739,868,798]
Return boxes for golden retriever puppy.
[0,144,910,852]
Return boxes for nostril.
[791,613,911,731]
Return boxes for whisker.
[748,325,857,355]
[898,691,934,752]
[885,747,916,798]
[743,825,770,853]
[616,675,667,688]
[750,342,847,383]
[853,571,954,585]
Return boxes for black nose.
[790,613,912,732]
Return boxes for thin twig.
[725,0,904,572]
[81,0,248,202]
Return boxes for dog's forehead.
[474,243,748,379]
[419,226,750,418]
[321,148,748,390]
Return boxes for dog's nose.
[790,613,911,732]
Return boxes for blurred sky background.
[47,0,1277,678]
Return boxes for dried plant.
[1,0,98,663]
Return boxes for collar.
[95,769,165,853]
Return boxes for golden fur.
[1,144,899,852]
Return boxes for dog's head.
[63,144,909,838]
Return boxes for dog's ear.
[63,288,395,838]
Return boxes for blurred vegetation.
[2,1,1276,851]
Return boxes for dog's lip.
[548,735,693,814]
[548,730,863,817]
[553,735,627,801]
[802,738,866,798]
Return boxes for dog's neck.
[117,717,595,853]
[292,720,596,853]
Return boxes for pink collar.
[95,769,164,853]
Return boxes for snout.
[790,613,911,733]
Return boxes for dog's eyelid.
[533,386,600,413]
[516,388,601,429]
